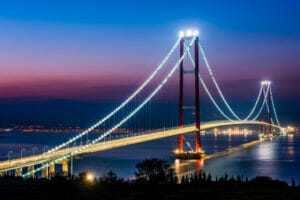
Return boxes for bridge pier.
[0,171,8,177]
[27,165,35,178]
[15,168,22,176]
[41,164,49,179]
[49,164,55,178]
[43,162,67,179]
[61,160,68,175]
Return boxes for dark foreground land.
[1,159,300,200]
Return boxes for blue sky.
[0,0,299,104]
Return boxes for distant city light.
[286,126,295,132]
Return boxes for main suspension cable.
[46,38,181,154]
[183,43,235,121]
[198,40,242,120]
[251,84,270,121]
[260,86,280,126]
[198,40,266,121]
[22,37,196,178]
[243,84,263,120]
[270,88,281,126]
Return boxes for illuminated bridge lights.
[183,41,235,122]
[45,37,182,154]
[270,88,281,126]
[198,39,279,123]
[0,32,282,178]
[252,83,271,121]
[21,37,197,178]
[198,40,243,121]
[184,41,264,122]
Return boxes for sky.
[0,0,300,125]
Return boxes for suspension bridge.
[0,30,284,178]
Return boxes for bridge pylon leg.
[260,88,265,138]
[268,86,272,136]
[178,39,184,153]
[194,37,202,154]
[178,134,183,153]
[195,131,201,153]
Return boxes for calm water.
[0,132,299,184]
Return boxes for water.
[0,132,299,184]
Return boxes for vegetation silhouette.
[0,158,299,200]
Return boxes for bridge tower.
[268,84,272,136]
[176,30,205,159]
[261,81,272,138]
[260,85,264,137]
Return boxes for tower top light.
[179,29,199,38]
[261,80,271,86]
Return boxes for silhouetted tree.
[224,173,228,182]
[166,168,177,184]
[245,177,249,183]
[207,173,212,184]
[135,158,171,184]
[99,170,124,186]
[292,177,296,187]
[181,175,186,184]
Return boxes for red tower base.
[173,151,206,159]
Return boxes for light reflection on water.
[257,142,275,161]
[0,132,299,184]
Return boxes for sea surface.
[0,132,299,184]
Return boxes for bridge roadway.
[0,120,281,172]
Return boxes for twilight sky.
[0,0,299,104]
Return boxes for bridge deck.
[0,120,281,172]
